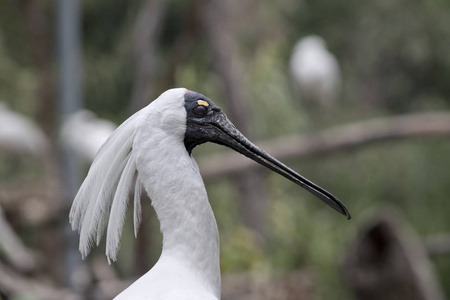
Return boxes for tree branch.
[198,112,450,179]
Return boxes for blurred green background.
[0,0,450,299]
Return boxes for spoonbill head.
[70,88,350,299]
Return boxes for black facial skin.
[183,91,351,219]
[184,91,223,153]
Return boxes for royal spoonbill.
[70,88,350,299]
[290,35,341,111]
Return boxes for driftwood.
[341,208,445,300]
[198,112,450,179]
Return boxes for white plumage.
[0,102,48,156]
[60,110,117,162]
[70,88,350,299]
[290,35,341,110]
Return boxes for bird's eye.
[194,105,208,116]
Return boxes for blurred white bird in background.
[289,35,342,113]
[60,110,117,162]
[0,102,49,156]
[70,88,350,299]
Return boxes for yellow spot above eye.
[197,100,209,107]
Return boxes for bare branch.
[198,112,450,179]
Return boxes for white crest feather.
[69,108,147,260]
[69,88,189,263]
[133,175,143,238]
[106,151,137,263]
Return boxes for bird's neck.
[135,133,221,297]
